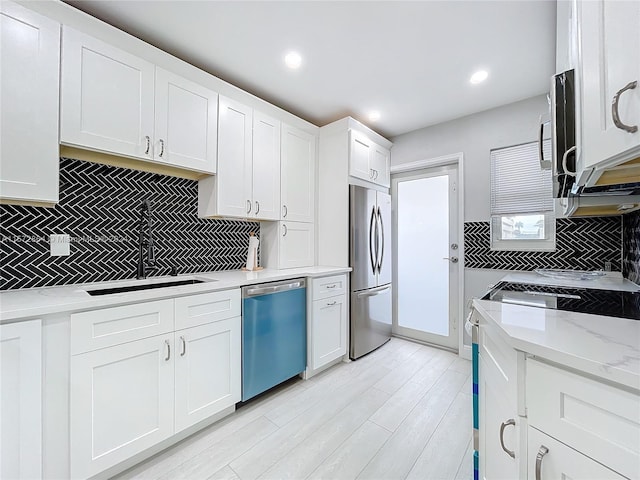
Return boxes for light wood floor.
[114,338,473,480]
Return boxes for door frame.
[390,152,467,358]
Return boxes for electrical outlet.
[50,234,70,256]
[604,261,612,272]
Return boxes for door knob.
[443,257,459,263]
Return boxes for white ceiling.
[65,0,557,138]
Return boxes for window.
[490,140,555,251]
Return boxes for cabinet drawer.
[175,289,241,330]
[527,426,626,479]
[71,300,174,355]
[526,359,640,479]
[312,274,347,300]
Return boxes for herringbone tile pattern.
[464,217,622,271]
[0,158,259,290]
[623,210,640,285]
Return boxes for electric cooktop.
[482,281,640,320]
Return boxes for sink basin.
[86,279,205,296]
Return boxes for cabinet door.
[1,2,59,205]
[217,96,253,217]
[527,427,626,480]
[371,143,391,187]
[478,354,519,480]
[174,317,241,432]
[70,335,174,479]
[311,295,347,370]
[281,124,316,222]
[579,0,640,171]
[280,221,315,268]
[0,319,42,480]
[60,26,155,160]
[349,130,373,182]
[154,68,218,174]
[252,112,281,220]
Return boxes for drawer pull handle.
[326,284,337,289]
[499,419,516,459]
[164,340,171,361]
[144,135,151,155]
[180,336,186,356]
[326,301,337,307]
[246,200,252,214]
[159,139,165,157]
[282,205,288,218]
[535,445,549,480]
[612,80,638,133]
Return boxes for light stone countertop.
[0,266,351,323]
[473,272,640,391]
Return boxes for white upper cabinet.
[205,96,280,220]
[349,130,373,181]
[370,143,391,188]
[61,26,155,160]
[216,96,253,218]
[252,111,281,221]
[348,129,390,187]
[281,124,316,223]
[576,0,640,181]
[154,68,218,173]
[61,27,217,174]
[1,2,60,206]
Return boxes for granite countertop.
[473,272,640,391]
[0,266,351,323]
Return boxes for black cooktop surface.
[482,281,640,320]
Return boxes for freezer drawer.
[350,284,392,359]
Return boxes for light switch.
[50,234,70,256]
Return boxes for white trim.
[390,152,464,174]
[390,152,465,357]
[490,213,557,251]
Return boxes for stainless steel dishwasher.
[241,278,306,401]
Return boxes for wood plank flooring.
[113,338,472,480]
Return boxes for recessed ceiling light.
[470,70,489,84]
[284,51,302,69]
[368,111,381,122]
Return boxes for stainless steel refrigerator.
[349,185,392,359]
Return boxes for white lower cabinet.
[0,319,42,480]
[70,289,241,478]
[70,334,175,479]
[311,294,347,370]
[174,317,241,433]
[527,427,625,480]
[307,274,348,376]
[261,221,315,269]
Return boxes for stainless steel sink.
[85,279,205,296]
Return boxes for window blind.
[490,140,553,215]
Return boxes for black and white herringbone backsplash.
[464,217,621,271]
[623,210,640,284]
[0,158,259,290]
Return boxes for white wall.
[391,94,549,222]
[390,94,550,348]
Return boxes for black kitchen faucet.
[136,198,157,279]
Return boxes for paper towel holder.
[242,231,264,272]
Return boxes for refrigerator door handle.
[357,285,391,298]
[376,206,384,274]
[369,206,377,275]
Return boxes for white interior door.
[392,165,459,350]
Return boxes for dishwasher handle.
[244,279,306,297]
